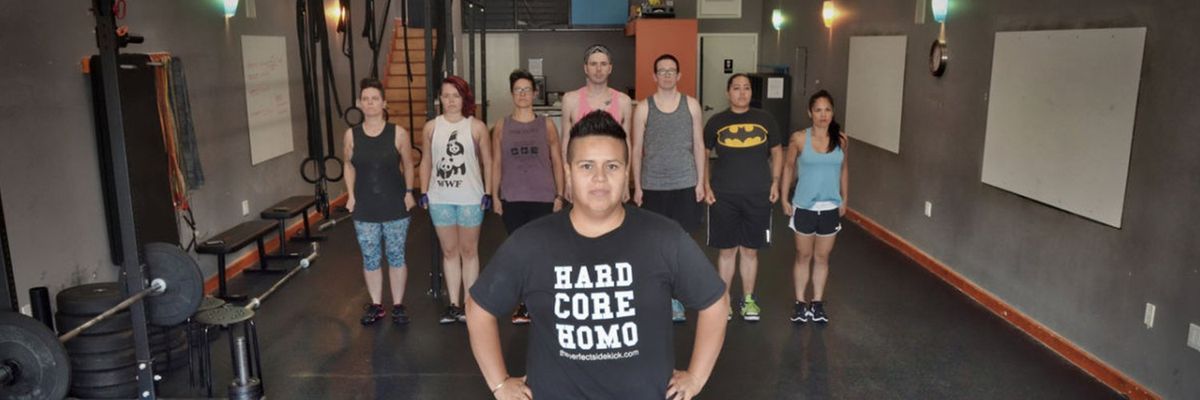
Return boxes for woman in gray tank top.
[343,79,418,325]
[490,69,565,324]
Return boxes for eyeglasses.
[513,87,534,94]
[655,69,678,77]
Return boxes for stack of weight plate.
[56,282,140,398]
[55,282,189,398]
[149,323,190,374]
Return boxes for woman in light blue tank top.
[779,90,849,324]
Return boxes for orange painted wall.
[629,19,698,100]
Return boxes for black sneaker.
[454,305,468,323]
[511,303,531,325]
[790,301,809,323]
[439,305,459,324]
[361,303,385,325]
[810,301,828,323]
[391,304,410,325]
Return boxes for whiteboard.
[845,35,907,154]
[982,28,1146,228]
[241,35,294,165]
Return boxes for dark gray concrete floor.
[159,209,1123,399]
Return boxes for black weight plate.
[146,324,184,342]
[70,347,136,372]
[64,330,133,355]
[70,365,137,388]
[55,282,125,317]
[68,381,139,399]
[153,342,190,373]
[149,327,185,347]
[55,311,132,335]
[144,243,204,326]
[150,331,186,354]
[0,311,71,399]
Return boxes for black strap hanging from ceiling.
[297,0,335,217]
[339,0,363,126]
[362,0,393,80]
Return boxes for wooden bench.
[196,220,276,301]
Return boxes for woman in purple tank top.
[489,69,565,324]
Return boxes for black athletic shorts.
[789,207,842,236]
[642,187,703,232]
[707,191,772,249]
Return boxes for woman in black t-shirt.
[343,78,418,325]
[701,73,783,322]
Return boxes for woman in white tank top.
[419,76,493,323]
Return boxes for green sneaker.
[741,295,761,321]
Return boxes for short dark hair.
[360,78,385,98]
[568,110,627,161]
[653,54,679,73]
[509,69,536,91]
[726,73,751,91]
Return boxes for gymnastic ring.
[300,157,322,184]
[343,106,364,126]
[323,155,345,182]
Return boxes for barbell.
[1,243,202,399]
[1,242,316,399]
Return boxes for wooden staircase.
[384,23,435,154]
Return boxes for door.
[471,33,519,125]
[697,33,758,124]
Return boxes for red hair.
[441,75,476,118]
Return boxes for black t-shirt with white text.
[703,108,782,194]
[471,206,726,399]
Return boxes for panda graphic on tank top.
[436,130,468,180]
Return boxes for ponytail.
[827,119,842,152]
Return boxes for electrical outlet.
[1144,303,1156,328]
[924,201,933,217]
[241,200,250,216]
[1188,324,1200,352]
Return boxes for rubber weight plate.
[70,347,136,372]
[153,342,190,373]
[0,311,71,400]
[150,331,186,354]
[55,311,132,335]
[144,243,204,326]
[64,329,132,355]
[71,364,137,388]
[68,380,139,399]
[55,282,125,317]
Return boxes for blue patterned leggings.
[353,218,410,271]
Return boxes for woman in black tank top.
[343,79,418,325]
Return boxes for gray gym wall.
[0,1,395,310]
[753,0,1198,398]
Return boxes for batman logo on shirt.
[716,123,768,148]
